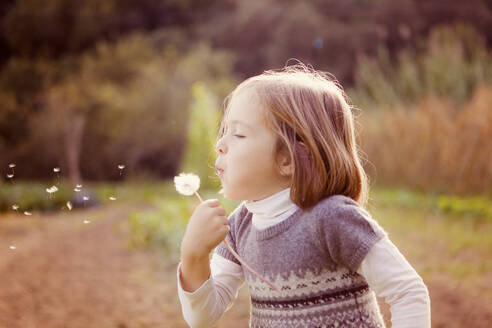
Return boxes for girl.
[177,62,430,328]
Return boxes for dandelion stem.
[193,191,279,291]
[223,239,279,291]
[194,191,203,202]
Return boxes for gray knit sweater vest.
[215,194,388,328]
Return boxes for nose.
[215,137,226,154]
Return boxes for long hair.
[217,61,369,209]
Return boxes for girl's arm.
[177,250,245,328]
[357,236,431,328]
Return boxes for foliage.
[126,187,240,263]
[181,81,222,190]
[371,186,492,221]
[1,32,237,181]
[127,197,190,263]
[351,24,492,108]
[0,181,73,213]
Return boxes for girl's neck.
[244,187,300,228]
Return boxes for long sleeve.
[357,236,431,328]
[176,250,245,328]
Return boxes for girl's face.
[215,89,292,202]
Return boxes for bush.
[0,181,74,213]
[127,197,190,263]
[351,24,492,108]
[126,186,240,260]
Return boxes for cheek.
[232,143,276,175]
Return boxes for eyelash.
[233,135,245,138]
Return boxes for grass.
[368,186,492,286]
[2,179,490,287]
[117,180,491,290]
[1,180,490,326]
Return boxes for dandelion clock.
[174,172,279,291]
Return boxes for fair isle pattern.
[248,267,385,328]
[215,194,388,328]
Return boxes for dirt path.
[0,205,192,328]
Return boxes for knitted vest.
[215,194,388,328]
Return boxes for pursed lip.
[215,165,225,177]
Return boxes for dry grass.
[358,85,492,195]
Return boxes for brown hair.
[217,61,370,209]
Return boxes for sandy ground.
[0,205,490,327]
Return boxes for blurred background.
[0,0,491,327]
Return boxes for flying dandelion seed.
[46,185,58,199]
[6,174,13,179]
[46,185,58,193]
[8,163,15,175]
[76,184,82,188]
[109,196,116,201]
[74,188,81,192]
[83,220,90,224]
[82,196,89,207]
[24,211,32,216]
[12,204,19,211]
[66,201,72,210]
[118,164,125,176]
[9,246,16,250]
[53,167,61,185]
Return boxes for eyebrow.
[226,120,253,130]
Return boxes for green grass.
[369,186,492,221]
[2,179,490,287]
[0,181,73,212]
[369,187,492,285]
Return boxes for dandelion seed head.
[53,167,60,173]
[6,174,13,179]
[24,211,32,216]
[174,172,200,196]
[66,201,72,210]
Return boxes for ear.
[278,151,293,177]
[279,141,309,176]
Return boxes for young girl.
[177,62,431,328]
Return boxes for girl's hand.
[180,198,229,259]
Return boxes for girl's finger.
[207,199,220,207]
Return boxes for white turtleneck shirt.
[176,188,431,328]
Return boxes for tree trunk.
[64,114,86,186]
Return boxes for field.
[0,185,490,327]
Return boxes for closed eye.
[234,135,245,138]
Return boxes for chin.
[220,188,245,201]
